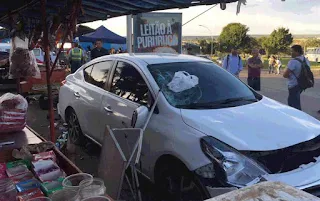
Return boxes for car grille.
[242,135,320,174]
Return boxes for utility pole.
[199,25,213,57]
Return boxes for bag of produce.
[0,93,28,133]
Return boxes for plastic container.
[0,178,17,201]
[81,196,111,201]
[79,178,106,199]
[50,189,80,201]
[27,197,52,201]
[62,173,93,190]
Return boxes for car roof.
[87,53,211,66]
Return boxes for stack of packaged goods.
[0,148,111,201]
[0,151,66,201]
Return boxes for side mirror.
[131,105,149,128]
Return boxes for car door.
[75,60,114,143]
[100,60,150,129]
[100,60,151,168]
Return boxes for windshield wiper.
[176,97,258,109]
[216,97,258,105]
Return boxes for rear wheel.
[155,159,209,201]
[66,108,84,145]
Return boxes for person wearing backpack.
[222,48,243,77]
[283,45,314,110]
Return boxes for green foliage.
[243,37,260,54]
[264,28,293,55]
[198,39,216,54]
[305,39,320,48]
[218,23,250,53]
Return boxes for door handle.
[74,92,80,98]
[104,106,113,113]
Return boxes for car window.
[83,65,93,82]
[84,61,113,89]
[110,61,149,105]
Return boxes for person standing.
[283,45,311,110]
[247,49,263,91]
[222,48,243,77]
[90,39,109,60]
[275,57,282,75]
[68,42,84,73]
[268,55,275,74]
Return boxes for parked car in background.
[197,55,211,60]
[0,51,9,79]
[58,53,320,200]
[32,48,57,64]
[0,43,10,53]
[306,47,320,62]
[0,50,16,90]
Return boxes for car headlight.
[200,136,268,187]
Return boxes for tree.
[267,27,293,54]
[305,38,320,48]
[258,36,275,56]
[243,37,260,54]
[218,23,250,53]
[198,39,216,55]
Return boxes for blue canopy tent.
[79,26,126,44]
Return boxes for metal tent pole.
[41,0,55,142]
[126,15,132,53]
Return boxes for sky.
[82,0,320,36]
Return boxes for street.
[239,71,320,120]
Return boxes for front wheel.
[155,161,209,201]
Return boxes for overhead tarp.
[0,0,239,27]
[75,25,95,37]
[79,26,126,44]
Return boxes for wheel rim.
[165,174,204,201]
[68,112,81,143]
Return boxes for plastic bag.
[167,71,199,93]
[0,93,28,133]
[9,36,41,79]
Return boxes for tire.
[66,108,85,145]
[155,159,209,201]
[39,94,49,110]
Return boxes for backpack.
[293,57,314,91]
[226,55,241,67]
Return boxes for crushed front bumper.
[263,156,320,196]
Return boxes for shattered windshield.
[148,62,259,109]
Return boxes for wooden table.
[0,126,82,175]
[0,126,43,151]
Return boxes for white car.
[58,53,320,200]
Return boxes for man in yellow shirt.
[68,42,84,73]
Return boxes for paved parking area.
[240,71,320,121]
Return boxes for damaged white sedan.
[58,53,320,200]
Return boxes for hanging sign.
[133,13,182,54]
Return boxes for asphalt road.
[239,71,320,120]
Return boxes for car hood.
[181,96,320,151]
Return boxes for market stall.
[0,0,246,200]
[0,93,113,200]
